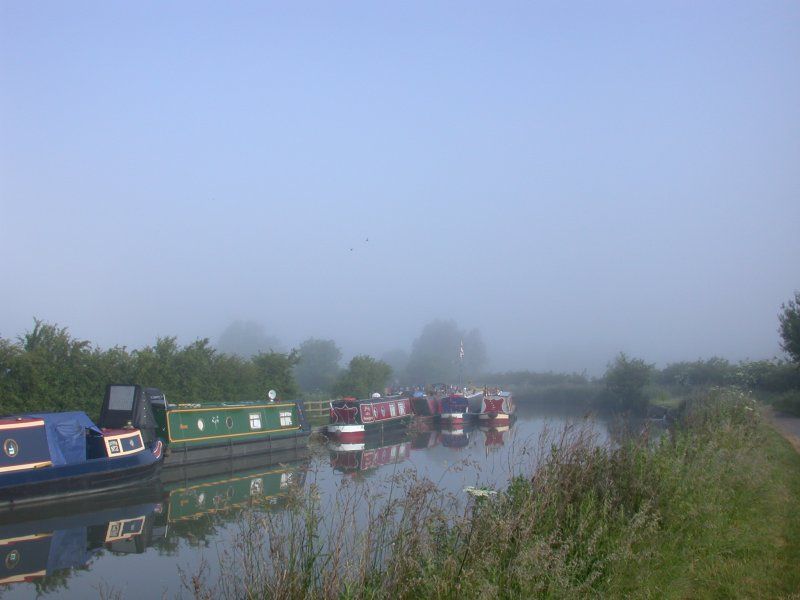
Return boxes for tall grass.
[186,387,800,599]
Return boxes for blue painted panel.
[0,426,50,469]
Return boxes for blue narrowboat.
[0,384,164,507]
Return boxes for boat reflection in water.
[162,448,309,526]
[0,492,164,586]
[0,449,309,589]
[480,424,512,449]
[438,421,476,450]
[328,432,411,476]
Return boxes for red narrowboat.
[327,394,413,443]
[478,390,515,425]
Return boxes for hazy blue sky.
[2,2,799,373]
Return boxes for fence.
[301,398,331,425]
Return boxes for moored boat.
[439,394,473,425]
[0,384,164,508]
[409,391,441,426]
[327,394,413,443]
[477,389,515,425]
[145,388,310,467]
[463,386,485,413]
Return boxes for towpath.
[768,408,800,454]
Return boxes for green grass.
[606,399,800,598]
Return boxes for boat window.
[249,413,262,429]
[389,403,397,417]
[225,416,234,429]
[279,411,293,426]
[108,386,136,411]
[398,402,406,415]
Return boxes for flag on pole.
[459,339,464,360]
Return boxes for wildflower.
[463,486,497,498]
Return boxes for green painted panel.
[163,403,301,445]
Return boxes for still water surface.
[0,404,618,599]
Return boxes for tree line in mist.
[217,317,487,392]
[2,291,798,417]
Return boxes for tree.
[332,355,392,399]
[405,319,487,384]
[216,320,282,358]
[779,291,800,366]
[251,350,301,400]
[604,352,652,412]
[294,338,342,393]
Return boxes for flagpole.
[459,339,464,392]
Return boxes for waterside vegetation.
[186,387,800,599]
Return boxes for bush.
[0,320,301,419]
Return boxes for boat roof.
[23,412,102,466]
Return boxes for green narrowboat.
[145,388,310,467]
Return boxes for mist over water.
[2,3,799,375]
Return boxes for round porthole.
[225,416,233,429]
[5,549,20,569]
[197,419,205,431]
[3,439,18,458]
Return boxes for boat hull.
[163,430,310,467]
[0,440,163,508]
[477,412,512,424]
[327,416,413,443]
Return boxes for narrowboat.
[409,391,441,425]
[328,434,412,475]
[0,384,164,507]
[439,394,474,426]
[144,388,310,467]
[463,387,485,413]
[327,394,413,443]
[477,389,515,425]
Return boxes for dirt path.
[767,407,800,454]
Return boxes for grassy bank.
[189,388,800,599]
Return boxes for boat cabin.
[329,395,411,425]
[440,395,470,415]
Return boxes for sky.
[2,1,799,374]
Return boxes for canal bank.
[192,388,800,599]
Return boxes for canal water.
[0,403,620,599]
